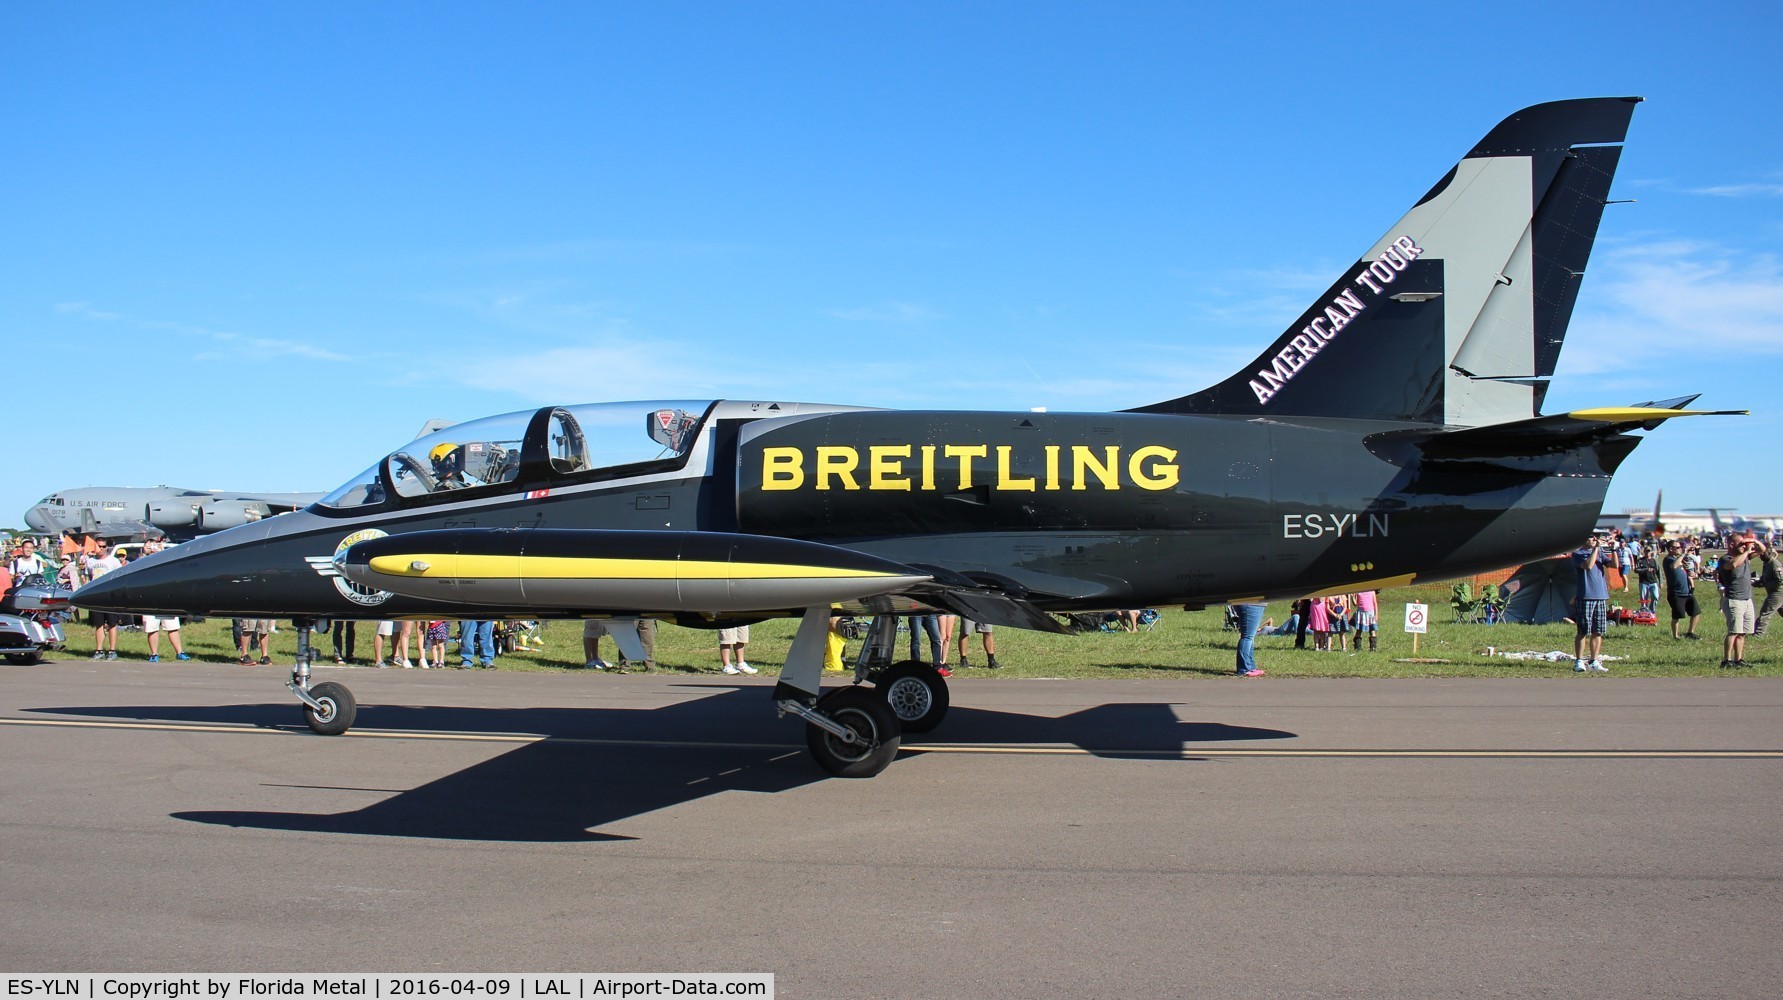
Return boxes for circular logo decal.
[333,528,393,606]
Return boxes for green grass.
[54,578,1775,678]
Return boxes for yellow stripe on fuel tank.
[1564,407,1706,421]
[366,553,902,581]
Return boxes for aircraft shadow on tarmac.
[32,686,1295,842]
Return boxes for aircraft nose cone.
[23,507,52,534]
[72,555,194,614]
[72,568,134,612]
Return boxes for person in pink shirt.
[1354,590,1379,652]
[1307,594,1331,651]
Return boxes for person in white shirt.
[86,546,126,660]
[9,538,48,579]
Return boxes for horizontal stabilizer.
[1369,403,1747,462]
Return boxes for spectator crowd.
[4,523,1779,675]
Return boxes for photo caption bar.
[2,977,772,1000]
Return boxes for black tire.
[5,652,42,665]
[806,686,901,778]
[304,681,357,736]
[875,662,949,733]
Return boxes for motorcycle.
[0,573,72,665]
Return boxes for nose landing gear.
[286,618,359,736]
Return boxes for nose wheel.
[286,618,359,736]
[303,681,357,735]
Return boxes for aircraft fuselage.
[77,404,1625,620]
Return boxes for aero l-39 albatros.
[77,98,1738,778]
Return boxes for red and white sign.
[1404,603,1428,634]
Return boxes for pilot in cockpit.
[429,440,517,491]
[430,442,472,490]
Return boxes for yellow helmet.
[429,442,458,465]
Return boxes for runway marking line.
[3,716,1779,759]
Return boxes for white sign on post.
[1404,603,1428,634]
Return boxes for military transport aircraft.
[1686,508,1783,538]
[75,97,1741,779]
[1593,491,1698,538]
[24,485,324,542]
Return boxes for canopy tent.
[1500,557,1578,625]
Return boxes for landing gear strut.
[286,618,358,736]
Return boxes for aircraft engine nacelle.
[146,501,201,529]
[197,500,271,532]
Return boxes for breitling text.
[760,444,1180,492]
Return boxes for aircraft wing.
[917,589,1072,633]
[211,491,325,514]
[78,509,167,543]
[894,564,1076,632]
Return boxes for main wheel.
[5,652,43,665]
[805,686,901,778]
[875,662,949,733]
[303,681,357,736]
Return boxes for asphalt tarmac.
[2,658,1779,999]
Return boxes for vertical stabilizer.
[1134,98,1641,426]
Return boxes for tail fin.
[1133,97,1642,426]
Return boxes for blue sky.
[4,1,1779,526]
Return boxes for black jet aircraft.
[75,97,1740,778]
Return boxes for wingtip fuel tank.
[336,528,934,614]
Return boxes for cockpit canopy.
[316,400,714,511]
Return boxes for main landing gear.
[286,618,358,736]
[874,661,950,733]
[850,615,950,733]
